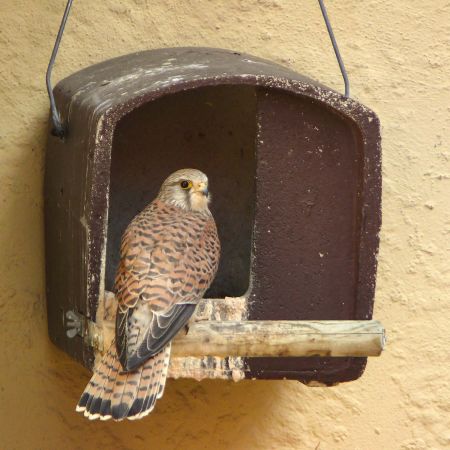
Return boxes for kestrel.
[76,169,221,420]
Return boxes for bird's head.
[157,168,211,213]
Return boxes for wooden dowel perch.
[171,320,385,358]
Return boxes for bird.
[76,168,221,421]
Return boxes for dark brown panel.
[245,88,369,382]
[45,103,92,366]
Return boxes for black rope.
[46,0,73,138]
[45,0,350,139]
[318,0,350,97]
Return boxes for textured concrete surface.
[0,0,449,449]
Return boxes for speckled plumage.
[76,169,220,420]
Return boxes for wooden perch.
[91,295,384,359]
[171,320,385,358]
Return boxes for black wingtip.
[78,392,90,408]
[99,399,112,417]
[127,398,144,417]
[88,397,103,415]
[85,394,94,412]
[141,394,156,415]
[112,403,129,421]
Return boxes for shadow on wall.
[45,345,287,449]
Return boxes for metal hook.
[318,0,350,97]
[46,0,74,139]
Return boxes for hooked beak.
[195,182,209,197]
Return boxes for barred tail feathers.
[76,343,171,421]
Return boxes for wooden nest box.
[45,48,383,385]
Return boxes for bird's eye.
[180,180,192,190]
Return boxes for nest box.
[45,47,381,385]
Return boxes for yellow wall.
[1,1,449,448]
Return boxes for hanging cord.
[318,0,350,98]
[45,0,350,139]
[46,0,73,138]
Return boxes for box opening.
[106,85,257,298]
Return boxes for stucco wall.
[1,1,449,449]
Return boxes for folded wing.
[114,202,220,372]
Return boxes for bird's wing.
[114,202,220,372]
